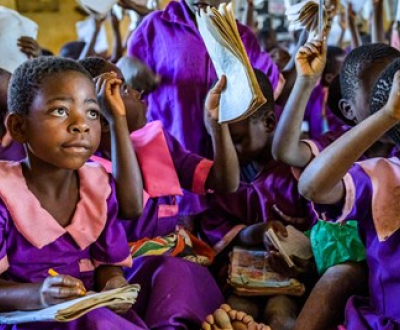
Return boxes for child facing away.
[194,69,318,330]
[272,39,369,330]
[79,57,272,330]
[298,58,400,330]
[0,56,149,330]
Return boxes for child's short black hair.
[78,57,111,78]
[340,44,399,104]
[59,41,86,59]
[327,74,352,126]
[324,46,346,75]
[250,68,275,122]
[370,58,400,144]
[8,56,91,116]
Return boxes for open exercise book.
[229,247,305,297]
[0,284,140,324]
[196,3,267,124]
[265,225,313,268]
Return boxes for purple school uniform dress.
[304,82,346,140]
[314,157,400,329]
[0,140,25,161]
[127,0,283,158]
[92,121,225,328]
[197,159,316,255]
[0,162,147,330]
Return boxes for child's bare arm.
[345,3,361,49]
[204,76,240,193]
[299,70,400,204]
[273,40,327,168]
[79,17,103,60]
[0,276,85,311]
[95,72,143,220]
[371,0,385,44]
[109,10,123,63]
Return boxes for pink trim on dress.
[191,159,214,195]
[0,255,9,274]
[0,162,110,250]
[336,173,356,224]
[90,155,112,173]
[79,258,95,272]
[93,254,133,268]
[131,121,183,198]
[213,224,246,255]
[301,139,321,158]
[158,204,179,218]
[358,158,400,241]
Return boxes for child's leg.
[202,304,271,330]
[262,295,298,330]
[226,294,262,320]
[294,262,368,330]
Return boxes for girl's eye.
[51,108,67,117]
[87,109,100,120]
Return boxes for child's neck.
[251,137,274,173]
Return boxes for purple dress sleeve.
[91,177,132,268]
[0,202,9,274]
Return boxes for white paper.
[340,0,368,14]
[396,0,400,21]
[79,0,118,16]
[76,17,108,54]
[0,6,38,73]
[0,285,140,324]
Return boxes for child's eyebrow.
[45,97,98,104]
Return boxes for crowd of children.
[1,0,400,329]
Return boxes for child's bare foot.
[202,304,271,330]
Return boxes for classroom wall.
[0,0,131,55]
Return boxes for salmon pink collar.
[0,161,111,249]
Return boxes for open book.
[196,3,267,124]
[229,247,305,297]
[265,225,313,268]
[0,284,140,324]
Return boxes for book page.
[0,7,38,73]
[78,0,118,16]
[266,225,313,267]
[0,285,140,324]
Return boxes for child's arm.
[17,36,42,58]
[94,265,131,314]
[78,17,103,60]
[299,70,400,204]
[203,76,240,193]
[108,10,123,64]
[0,276,85,311]
[272,40,327,168]
[371,0,385,44]
[345,3,361,49]
[95,72,143,219]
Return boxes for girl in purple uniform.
[299,58,400,330]
[0,57,148,330]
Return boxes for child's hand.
[204,75,227,126]
[383,70,400,121]
[272,204,311,227]
[39,275,86,307]
[263,220,287,252]
[267,252,312,279]
[295,40,326,79]
[102,276,132,314]
[17,36,42,58]
[95,72,126,123]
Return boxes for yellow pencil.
[48,268,59,277]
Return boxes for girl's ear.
[6,113,27,143]
[263,111,276,133]
[338,99,356,123]
[100,117,110,133]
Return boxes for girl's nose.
[68,115,90,133]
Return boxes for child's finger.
[211,75,227,94]
[46,286,84,298]
[47,275,83,288]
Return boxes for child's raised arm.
[299,70,400,204]
[204,76,240,193]
[95,72,143,219]
[272,40,327,168]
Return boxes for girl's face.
[22,71,101,170]
[228,118,270,165]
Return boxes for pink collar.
[358,157,400,241]
[0,162,111,249]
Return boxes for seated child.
[298,58,400,330]
[272,39,369,330]
[79,57,269,330]
[0,56,147,330]
[195,69,318,330]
